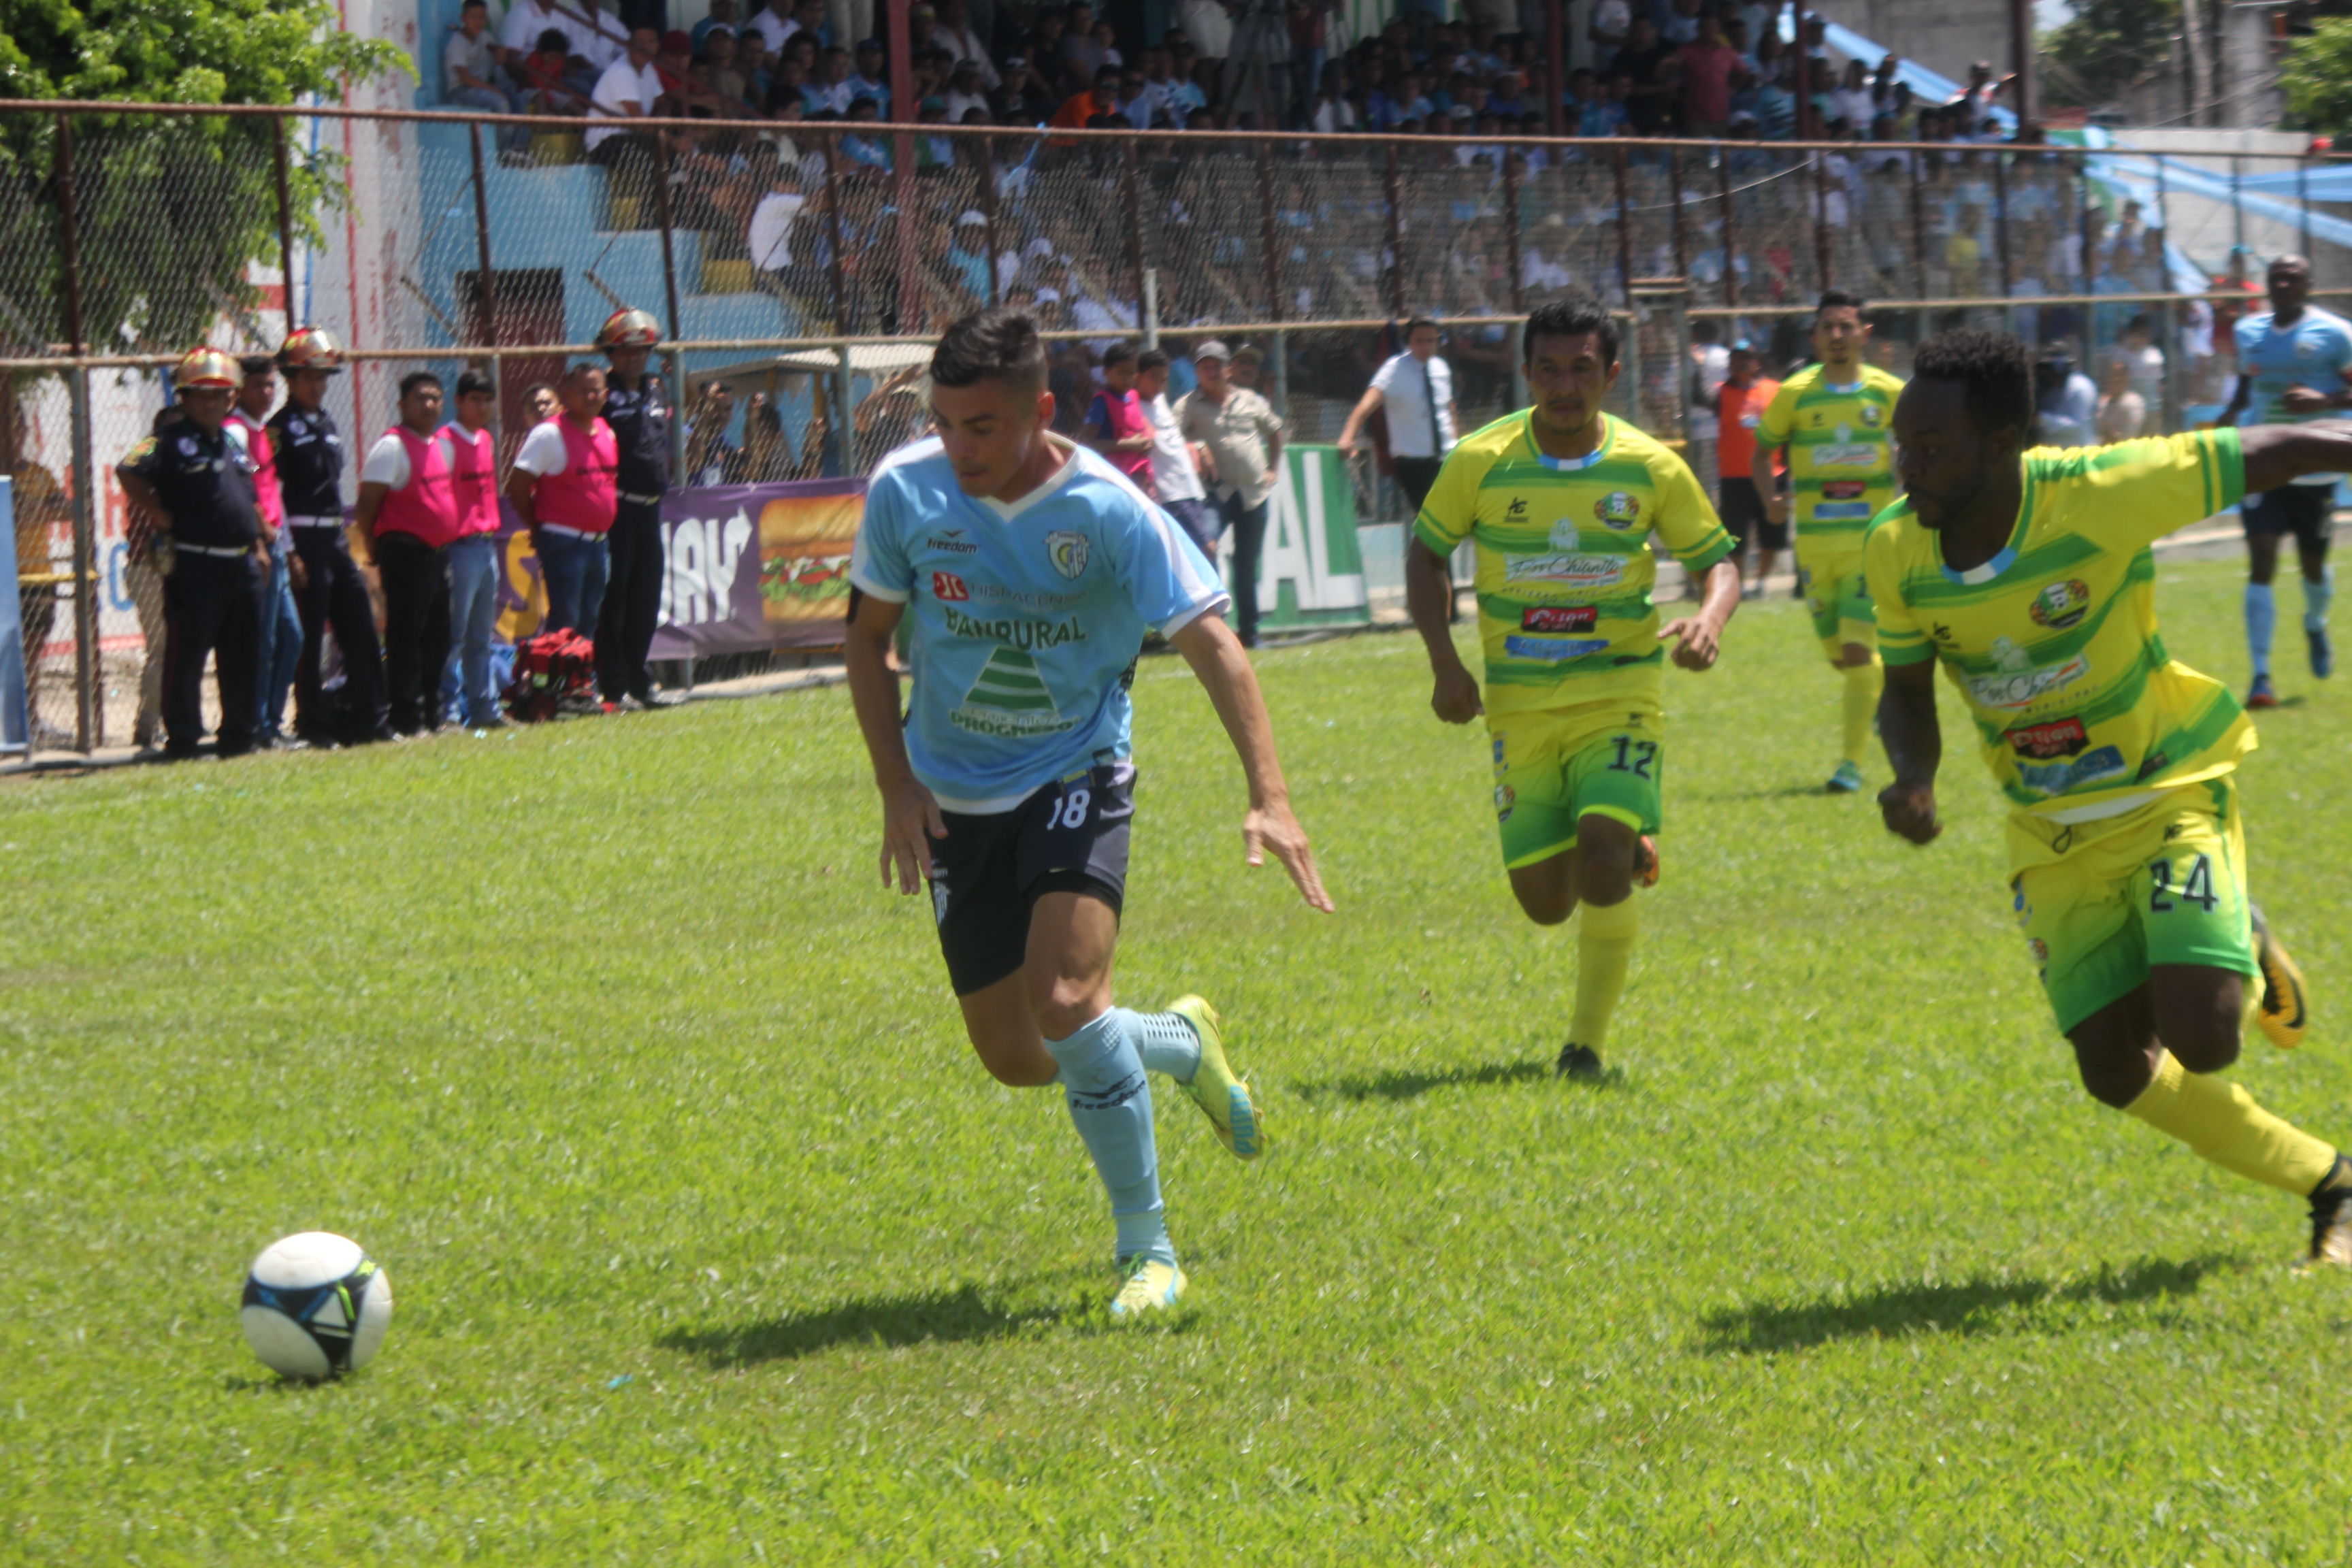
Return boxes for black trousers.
[1211,490,1269,647]
[597,497,665,701]
[376,532,452,734]
[291,525,389,742]
[1392,455,1444,514]
[161,549,266,758]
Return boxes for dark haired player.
[843,308,1333,1319]
[1756,290,1906,794]
[1405,294,1741,1081]
[1871,328,2352,1264]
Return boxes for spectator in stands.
[1588,0,1630,69]
[765,54,808,113]
[691,0,740,56]
[1136,347,1215,557]
[1179,340,1283,648]
[748,158,813,284]
[2096,355,2146,444]
[1827,58,1874,133]
[941,212,994,303]
[355,372,458,738]
[806,46,857,114]
[517,28,589,114]
[934,0,998,89]
[1060,1,1107,90]
[506,363,619,638]
[685,380,744,485]
[945,59,992,122]
[504,0,601,90]
[1672,10,1740,137]
[841,95,892,171]
[440,370,505,731]
[587,26,664,178]
[743,0,792,56]
[848,37,893,111]
[1180,0,1233,103]
[444,0,530,155]
[1311,61,1355,131]
[700,27,757,115]
[2119,313,2167,409]
[1608,17,1676,135]
[1051,65,1122,129]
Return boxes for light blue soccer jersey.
[849,434,1229,813]
[2234,305,2352,486]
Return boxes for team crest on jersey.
[2028,578,2091,630]
[1592,491,1640,529]
[1044,530,1090,580]
[176,436,198,456]
[2297,336,2321,359]
[1858,404,1884,428]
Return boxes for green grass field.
[6,556,2352,1563]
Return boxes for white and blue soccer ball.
[239,1232,394,1380]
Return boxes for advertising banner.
[483,477,866,656]
[1219,444,1370,633]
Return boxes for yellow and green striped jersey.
[1865,429,2253,819]
[1414,410,1735,719]
[1754,362,1904,548]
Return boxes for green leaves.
[2284,18,2352,136]
[0,0,408,105]
[2037,0,2181,112]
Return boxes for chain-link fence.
[4,99,2348,751]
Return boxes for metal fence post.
[1611,143,1634,307]
[2230,153,2244,259]
[1908,146,1930,351]
[822,129,853,477]
[54,111,95,754]
[2299,153,2313,258]
[2155,155,2181,434]
[1383,142,1406,317]
[1121,137,1146,331]
[1258,137,1288,418]
[1667,148,1688,282]
[1810,144,1833,291]
[978,131,1000,308]
[1991,146,2014,306]
[468,121,502,433]
[272,114,299,340]
[1504,144,1528,412]
[650,125,689,477]
[1717,148,1737,310]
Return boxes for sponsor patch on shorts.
[1504,634,1612,662]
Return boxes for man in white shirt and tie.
[1337,316,1460,521]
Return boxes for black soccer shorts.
[926,760,1135,996]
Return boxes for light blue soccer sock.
[2246,581,2276,679]
[2305,566,2335,632]
[1120,1007,1201,1084]
[1045,1011,1175,1267]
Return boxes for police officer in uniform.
[594,307,679,709]
[267,327,393,745]
[115,348,269,760]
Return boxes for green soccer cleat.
[1166,994,1262,1159]
[2251,904,2310,1051]
[1110,1257,1188,1318]
[1826,760,1865,794]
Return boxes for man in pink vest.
[355,371,461,736]
[506,363,619,640]
[440,370,507,729]
[1080,339,1154,487]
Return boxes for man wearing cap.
[355,371,461,736]
[269,327,393,747]
[592,308,676,709]
[847,37,892,111]
[229,354,304,749]
[116,349,269,761]
[1177,340,1284,649]
[508,363,620,640]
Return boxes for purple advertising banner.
[490,477,866,656]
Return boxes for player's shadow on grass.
[657,1283,1068,1365]
[1294,1058,1622,1102]
[1697,1252,2240,1354]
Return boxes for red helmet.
[276,326,345,373]
[174,346,240,390]
[595,308,662,350]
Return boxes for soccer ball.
[239,1232,394,1380]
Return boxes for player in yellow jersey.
[1407,295,1742,1080]
[1869,329,2351,1265]
[1757,291,1906,795]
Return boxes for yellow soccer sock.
[1841,659,1883,768]
[2123,1049,2338,1195]
[1569,895,1637,1051]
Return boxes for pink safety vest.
[227,410,284,527]
[374,424,460,548]
[531,416,619,534]
[438,422,502,539]
[1093,387,1152,484]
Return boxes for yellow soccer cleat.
[1110,1257,1187,1319]
[1166,994,1262,1159]
[2251,904,2310,1050]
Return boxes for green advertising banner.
[1222,443,1371,633]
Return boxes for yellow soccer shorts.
[1797,544,1878,664]
[1487,702,1664,870]
[2008,780,2259,1034]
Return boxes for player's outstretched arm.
[1405,539,1482,723]
[2241,420,2352,493]
[844,591,945,896]
[1169,612,1337,914]
[1660,559,1742,670]
[1876,657,1942,845]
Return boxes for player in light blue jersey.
[845,310,1333,1320]
[2221,254,2352,707]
